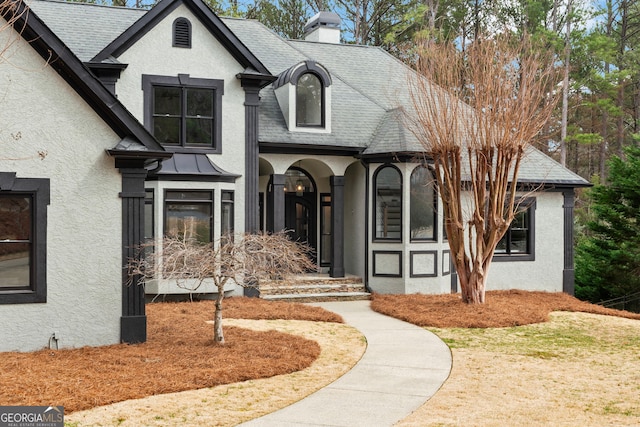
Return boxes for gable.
[91,0,269,75]
[2,2,167,156]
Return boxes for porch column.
[267,174,286,232]
[330,176,345,277]
[116,160,148,344]
[243,85,261,233]
[562,189,576,295]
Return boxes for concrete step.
[259,276,370,302]
[261,291,371,303]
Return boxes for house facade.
[0,0,589,351]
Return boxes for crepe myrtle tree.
[406,32,560,304]
[127,231,315,345]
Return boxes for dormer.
[273,60,332,133]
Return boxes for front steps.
[259,274,370,302]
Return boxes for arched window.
[374,165,402,240]
[173,18,191,48]
[410,165,437,240]
[296,73,323,127]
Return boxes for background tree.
[1,0,26,61]
[128,231,315,345]
[575,145,640,307]
[406,33,560,304]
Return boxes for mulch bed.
[0,298,341,413]
[371,290,640,328]
[2,292,638,414]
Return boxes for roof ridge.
[30,0,145,11]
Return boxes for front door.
[285,193,317,259]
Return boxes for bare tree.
[1,0,26,63]
[406,33,560,304]
[127,232,315,345]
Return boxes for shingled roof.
[26,0,590,187]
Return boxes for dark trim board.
[410,250,438,278]
[0,173,50,305]
[442,250,451,276]
[373,250,403,278]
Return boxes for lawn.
[1,291,639,427]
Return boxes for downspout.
[360,159,372,293]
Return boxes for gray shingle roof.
[27,0,145,62]
[26,0,589,186]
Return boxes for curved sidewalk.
[239,300,452,427]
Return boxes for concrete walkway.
[239,300,452,427]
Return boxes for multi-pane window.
[0,195,32,289]
[410,166,436,240]
[143,75,223,152]
[374,165,402,240]
[296,73,323,127]
[153,87,214,147]
[495,199,535,259]
[164,190,213,244]
[0,174,49,304]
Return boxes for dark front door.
[285,193,317,260]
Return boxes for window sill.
[492,253,535,262]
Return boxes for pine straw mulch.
[0,298,342,413]
[371,289,640,328]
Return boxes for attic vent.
[173,18,191,48]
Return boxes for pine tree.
[575,145,640,303]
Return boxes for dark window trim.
[410,250,438,278]
[145,189,154,240]
[493,197,536,262]
[442,250,451,276]
[0,174,50,304]
[372,250,403,278]
[163,189,214,243]
[142,74,224,154]
[295,71,326,128]
[172,17,192,48]
[221,190,234,238]
[410,165,437,242]
[320,192,331,267]
[373,164,403,242]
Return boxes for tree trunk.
[214,291,225,345]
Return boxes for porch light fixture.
[296,180,304,195]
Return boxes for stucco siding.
[115,4,248,236]
[0,33,123,351]
[487,191,565,291]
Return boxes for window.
[0,174,49,304]
[320,194,331,266]
[144,189,154,241]
[164,190,213,244]
[221,191,234,238]
[410,166,436,240]
[143,74,223,152]
[374,165,402,240]
[495,199,535,261]
[296,73,323,127]
[173,18,191,48]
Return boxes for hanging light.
[295,179,304,195]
